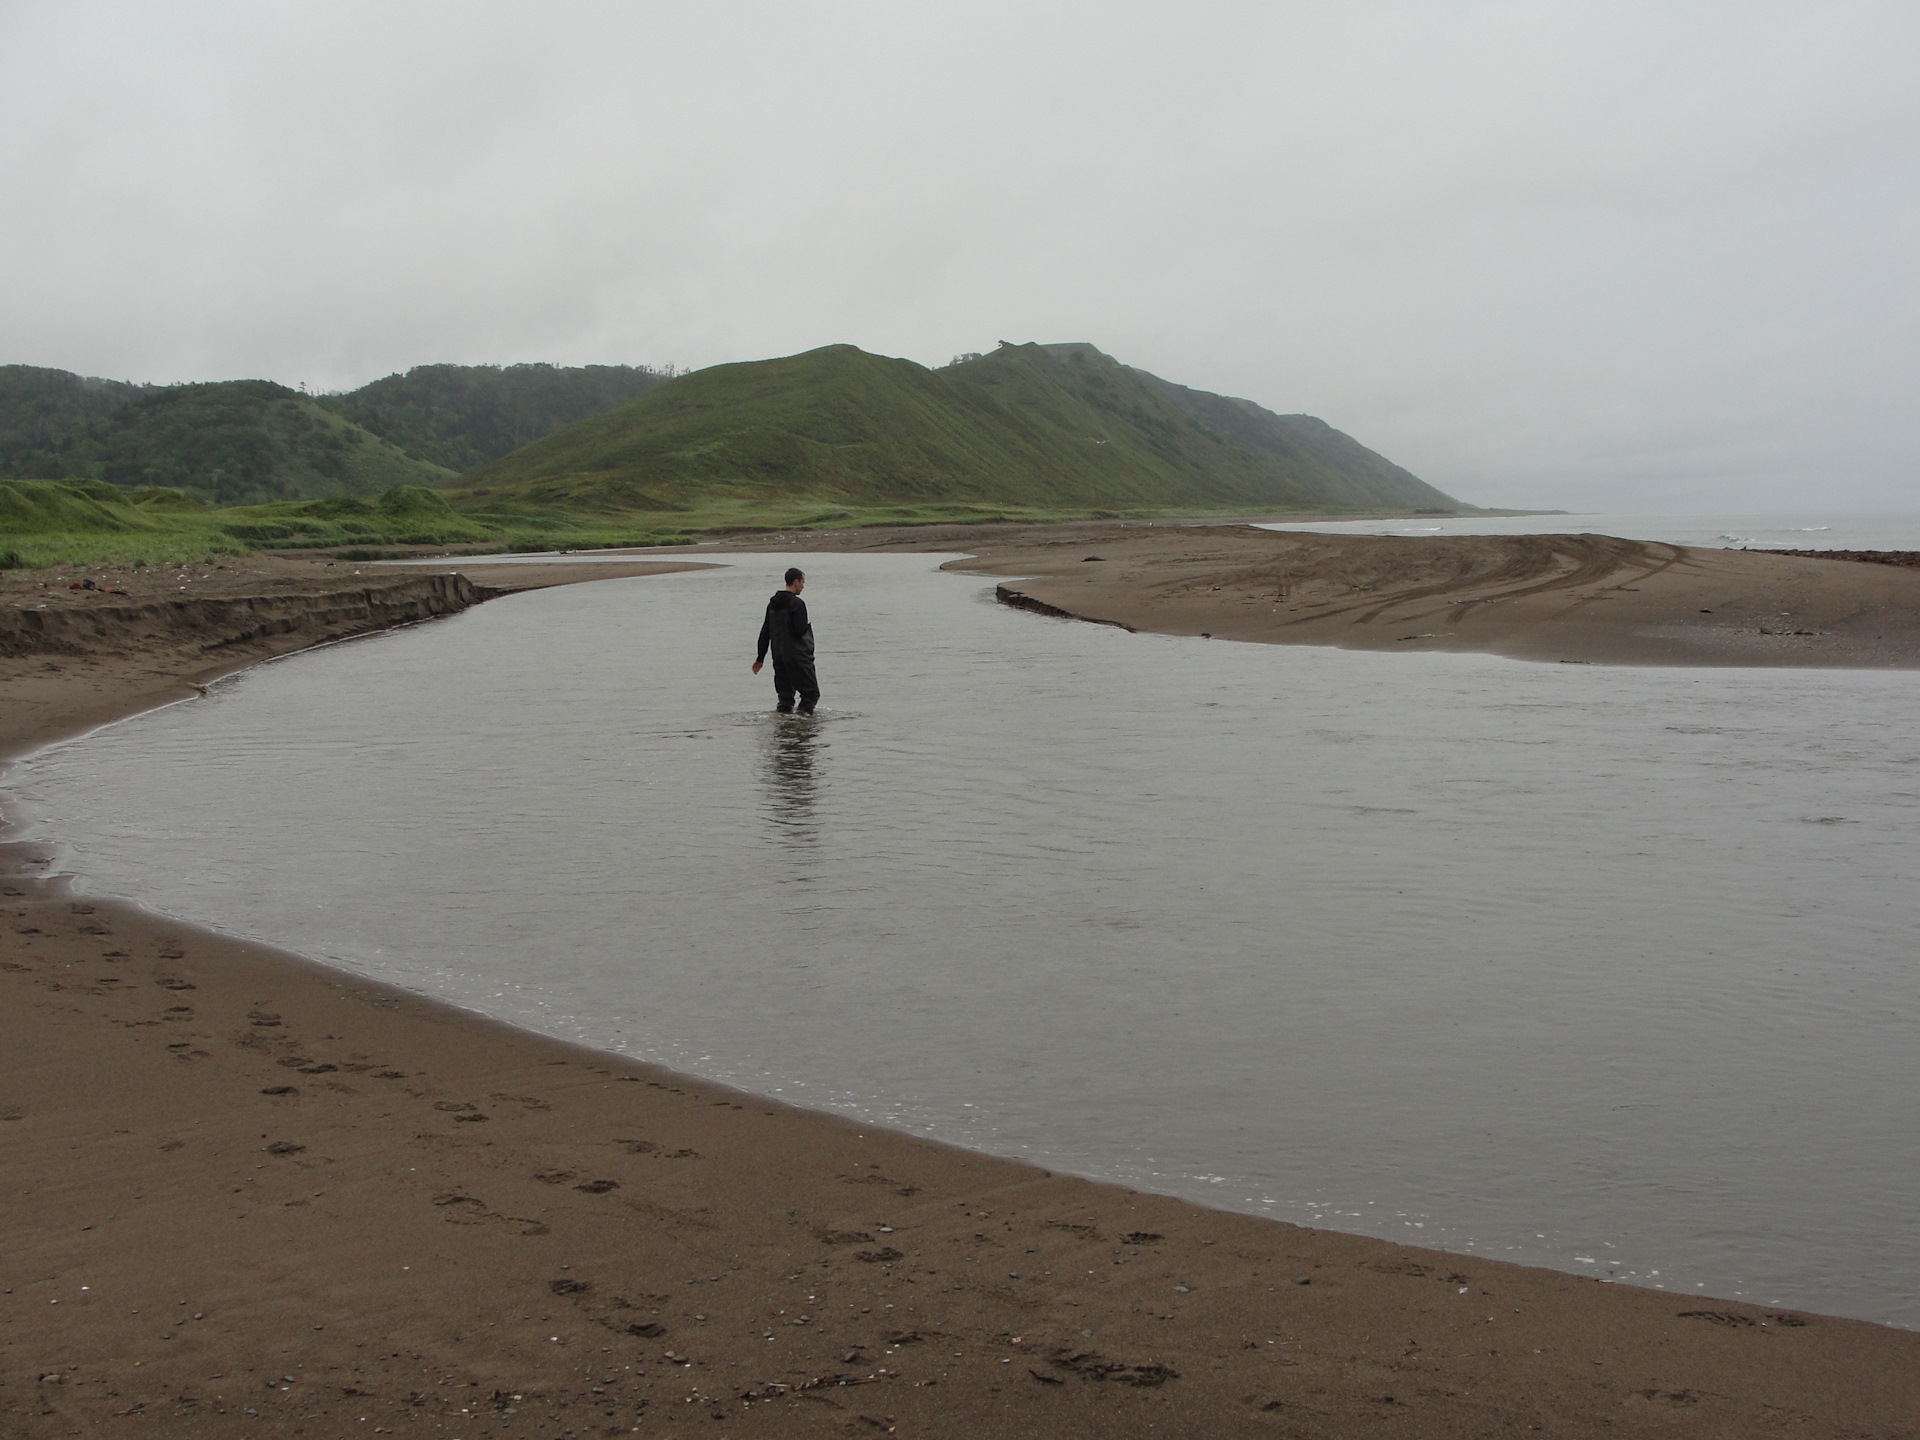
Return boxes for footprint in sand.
[430,1193,549,1237]
[489,1093,552,1111]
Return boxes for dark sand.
[5,536,1920,1438]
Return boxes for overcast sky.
[4,2,1915,512]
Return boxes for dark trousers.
[772,654,819,713]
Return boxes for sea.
[9,512,1919,1328]
[1256,511,1920,552]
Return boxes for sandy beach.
[943,522,1920,669]
[6,529,1920,1438]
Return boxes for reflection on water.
[760,715,825,852]
[16,553,1920,1328]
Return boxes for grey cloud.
[3,0,1915,511]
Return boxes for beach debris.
[264,1141,305,1156]
[548,1278,591,1295]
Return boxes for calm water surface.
[14,554,1920,1326]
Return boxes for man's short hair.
[785,567,805,585]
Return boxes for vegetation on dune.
[0,479,498,570]
[0,478,240,569]
[320,362,673,473]
[453,341,1464,519]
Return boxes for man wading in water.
[752,567,819,714]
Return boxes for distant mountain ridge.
[456,342,1464,518]
[1,345,1465,523]
[0,361,670,506]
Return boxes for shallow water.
[1258,510,1920,551]
[15,554,1920,1326]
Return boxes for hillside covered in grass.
[321,362,672,472]
[0,372,454,506]
[452,342,1464,524]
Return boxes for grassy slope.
[322,363,671,473]
[450,342,1464,525]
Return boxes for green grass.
[1,475,1449,572]
[0,478,493,569]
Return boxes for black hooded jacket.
[756,589,814,665]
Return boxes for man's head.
[784,567,805,592]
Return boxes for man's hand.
[751,659,763,675]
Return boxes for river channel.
[14,553,1920,1326]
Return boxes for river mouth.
[16,552,1920,1327]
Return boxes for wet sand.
[6,538,1920,1437]
[933,524,1920,668]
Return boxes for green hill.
[0,365,159,478]
[453,342,1462,522]
[321,362,672,473]
[0,373,455,506]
